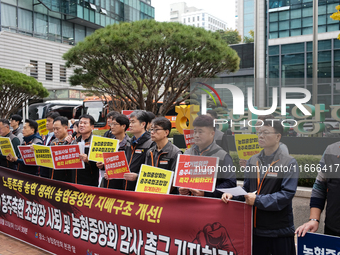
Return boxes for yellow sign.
[33,144,54,168]
[235,134,263,160]
[88,136,119,162]
[0,137,15,156]
[36,119,48,136]
[135,164,173,194]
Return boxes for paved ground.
[0,232,50,255]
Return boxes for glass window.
[290,18,301,29]
[45,63,53,81]
[334,39,340,49]
[1,3,16,28]
[269,45,279,55]
[307,42,312,51]
[193,17,195,22]
[328,16,339,24]
[318,40,331,50]
[327,24,340,32]
[302,7,313,17]
[62,21,74,39]
[319,5,326,15]
[77,5,84,18]
[279,11,289,20]
[318,51,331,78]
[291,29,302,36]
[317,84,331,95]
[327,3,338,14]
[303,17,313,27]
[18,9,33,32]
[279,30,289,38]
[49,17,61,35]
[282,53,304,79]
[302,27,313,35]
[269,32,278,39]
[18,0,33,10]
[269,56,279,78]
[30,60,38,79]
[86,27,95,36]
[1,0,16,4]
[279,20,289,30]
[75,24,85,43]
[282,43,304,54]
[318,15,327,25]
[318,25,326,33]
[291,9,301,19]
[35,13,48,34]
[197,16,199,21]
[334,50,340,78]
[269,12,278,22]
[60,65,67,82]
[269,22,278,32]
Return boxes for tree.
[216,28,242,45]
[243,30,254,43]
[63,20,240,116]
[330,5,340,40]
[0,68,49,119]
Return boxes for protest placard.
[33,144,54,168]
[234,134,262,160]
[50,145,84,169]
[0,137,15,156]
[36,119,49,136]
[88,136,119,162]
[103,151,129,179]
[183,129,194,148]
[18,146,36,165]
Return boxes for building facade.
[170,2,227,31]
[0,0,154,100]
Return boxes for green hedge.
[230,151,321,187]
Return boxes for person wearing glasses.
[179,115,236,198]
[103,111,119,138]
[145,117,182,194]
[222,120,299,255]
[123,110,154,191]
[239,114,289,168]
[98,114,131,189]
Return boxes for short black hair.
[0,119,10,126]
[146,111,156,121]
[46,111,60,120]
[152,117,172,137]
[263,120,283,136]
[54,116,69,127]
[193,115,215,131]
[207,110,218,119]
[107,111,119,119]
[73,121,79,127]
[130,110,150,130]
[11,114,22,124]
[79,114,95,126]
[114,114,130,131]
[25,119,38,133]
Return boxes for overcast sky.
[151,0,236,29]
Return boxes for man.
[124,110,154,191]
[239,114,289,168]
[103,111,119,138]
[10,114,23,144]
[296,141,340,237]
[0,119,20,170]
[7,119,43,175]
[145,117,182,194]
[50,116,72,182]
[206,110,230,153]
[222,120,299,255]
[98,114,131,189]
[71,114,99,187]
[179,115,236,198]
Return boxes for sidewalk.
[0,232,50,255]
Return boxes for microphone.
[63,132,77,145]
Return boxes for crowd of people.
[0,110,339,255]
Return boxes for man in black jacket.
[71,114,99,187]
[7,119,43,175]
[0,119,20,170]
[124,110,154,191]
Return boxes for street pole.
[312,0,318,105]
[254,0,259,107]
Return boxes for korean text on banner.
[0,166,252,254]
[18,146,36,165]
[0,137,15,156]
[103,151,129,179]
[88,136,119,162]
[234,134,262,160]
[298,232,340,255]
[183,129,194,148]
[36,119,48,136]
[33,144,54,168]
[135,164,173,194]
[173,154,218,192]
[51,145,84,169]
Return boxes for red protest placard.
[173,154,218,192]
[183,129,194,148]
[103,151,129,179]
[18,146,36,165]
[50,145,84,169]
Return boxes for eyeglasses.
[150,128,164,133]
[257,131,278,137]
